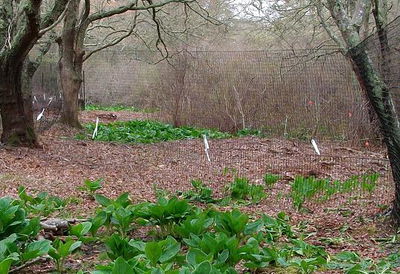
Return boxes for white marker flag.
[203,134,211,162]
[47,97,53,106]
[92,117,99,139]
[36,108,45,121]
[311,139,321,155]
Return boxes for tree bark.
[0,0,68,146]
[0,62,38,146]
[59,64,83,128]
[57,0,84,128]
[348,45,400,225]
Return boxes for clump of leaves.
[290,173,380,210]
[214,209,249,238]
[17,186,69,217]
[264,173,281,186]
[327,251,400,273]
[227,177,266,204]
[78,179,103,198]
[91,192,149,237]
[48,237,82,272]
[104,234,144,261]
[173,210,214,239]
[79,120,231,143]
[0,197,50,273]
[236,128,263,137]
[179,180,216,204]
[146,197,193,237]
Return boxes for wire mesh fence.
[27,17,400,209]
[31,62,62,133]
[84,48,378,142]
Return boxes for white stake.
[92,117,99,139]
[311,139,321,155]
[47,97,53,106]
[203,134,211,162]
[36,108,45,121]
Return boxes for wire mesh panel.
[359,16,400,115]
[31,62,62,133]
[84,49,377,141]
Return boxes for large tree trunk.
[0,62,38,146]
[348,45,400,224]
[58,0,84,128]
[59,61,83,128]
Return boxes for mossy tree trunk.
[327,0,400,224]
[0,0,68,146]
[0,60,38,146]
[348,46,400,223]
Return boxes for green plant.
[214,209,249,238]
[93,256,149,274]
[79,120,231,143]
[179,180,216,204]
[69,222,93,242]
[290,174,380,210]
[0,197,29,239]
[92,192,136,235]
[48,237,82,272]
[17,186,69,217]
[227,177,266,203]
[184,232,258,269]
[146,197,193,237]
[290,176,328,210]
[78,179,103,198]
[104,234,144,260]
[144,236,181,267]
[244,212,294,242]
[236,128,263,137]
[174,210,214,238]
[264,173,281,186]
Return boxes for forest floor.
[0,110,398,272]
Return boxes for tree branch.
[40,0,70,30]
[84,13,139,61]
[88,0,194,22]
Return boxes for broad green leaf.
[70,222,92,238]
[112,257,133,274]
[159,237,180,263]
[193,261,211,274]
[0,258,13,274]
[21,240,51,261]
[145,242,162,266]
[95,194,112,207]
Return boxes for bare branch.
[84,13,140,61]
[88,0,195,22]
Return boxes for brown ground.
[0,110,398,272]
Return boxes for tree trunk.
[57,0,84,128]
[21,59,38,132]
[59,64,83,128]
[0,63,38,147]
[348,45,400,225]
